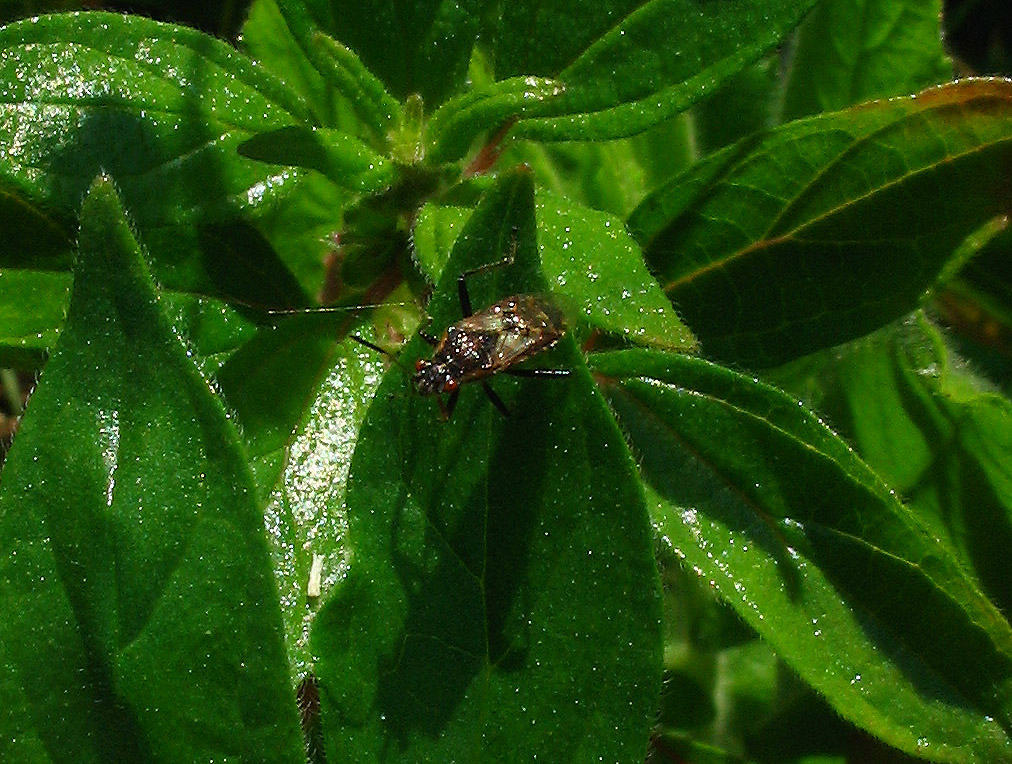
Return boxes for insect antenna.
[264,301,412,317]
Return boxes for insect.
[354,234,570,417]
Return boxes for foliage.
[1,0,1011,762]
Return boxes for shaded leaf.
[630,79,1012,367]
[693,58,779,154]
[501,118,696,217]
[0,176,303,763]
[239,125,393,192]
[781,0,952,121]
[500,0,820,141]
[292,0,480,106]
[0,11,319,300]
[313,170,662,763]
[592,348,1012,762]
[771,314,1012,618]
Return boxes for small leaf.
[411,202,472,282]
[272,0,402,139]
[0,176,304,762]
[592,348,1012,762]
[427,75,565,163]
[239,125,393,192]
[313,171,662,762]
[536,187,697,351]
[307,31,403,139]
[631,79,1012,367]
[241,0,338,125]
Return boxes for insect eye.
[415,359,427,372]
[444,378,458,392]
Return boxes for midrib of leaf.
[662,121,1012,296]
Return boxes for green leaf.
[306,30,404,139]
[241,0,339,125]
[269,0,403,140]
[426,75,565,164]
[693,58,779,153]
[781,0,952,121]
[536,187,697,351]
[497,0,820,141]
[210,294,392,672]
[501,119,696,217]
[0,176,303,762]
[591,348,1012,762]
[630,79,1012,367]
[411,201,472,282]
[257,335,386,675]
[313,171,662,762]
[292,0,480,107]
[239,125,393,192]
[0,269,70,367]
[215,307,380,487]
[0,11,320,299]
[413,189,698,352]
[771,314,1012,619]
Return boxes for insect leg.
[442,390,460,419]
[457,227,519,318]
[480,382,511,418]
[504,368,571,378]
[349,334,392,357]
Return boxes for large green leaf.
[0,176,303,763]
[0,11,333,305]
[312,171,662,762]
[770,314,1012,619]
[630,79,1012,367]
[592,348,1012,762]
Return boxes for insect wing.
[456,294,565,371]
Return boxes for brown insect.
[355,234,570,417]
